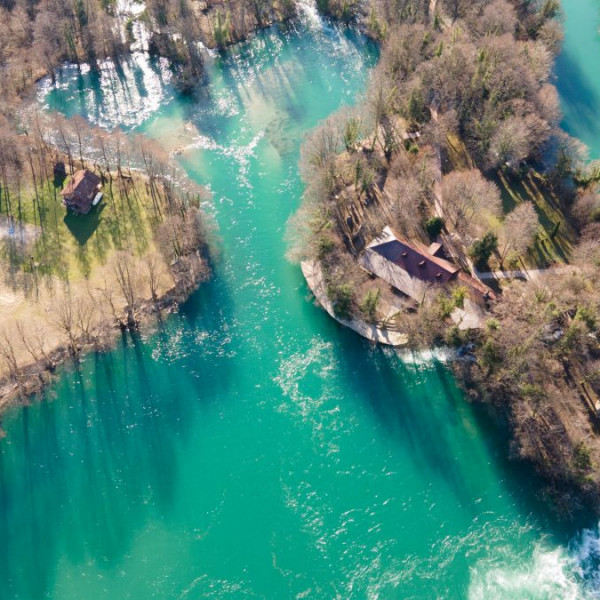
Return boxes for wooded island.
[1,0,600,517]
[292,0,600,517]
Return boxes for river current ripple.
[10,3,600,598]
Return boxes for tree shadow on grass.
[64,203,105,246]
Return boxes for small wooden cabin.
[60,169,102,214]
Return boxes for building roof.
[427,242,443,257]
[359,227,496,308]
[61,169,102,214]
[458,271,497,301]
[359,227,460,302]
[368,227,459,283]
[359,248,428,302]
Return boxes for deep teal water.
[2,8,600,599]
[555,0,600,159]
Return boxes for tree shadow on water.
[0,393,70,599]
[330,326,566,531]
[555,50,600,140]
[0,321,228,600]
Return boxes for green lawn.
[494,169,577,268]
[443,132,576,269]
[1,171,162,281]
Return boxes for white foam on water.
[468,542,592,600]
[37,52,173,130]
[116,0,145,17]
[570,524,600,597]
[196,40,218,59]
[115,0,151,51]
[396,347,456,366]
[296,0,324,30]
[273,337,337,419]
[175,130,264,189]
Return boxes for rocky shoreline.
[302,260,409,347]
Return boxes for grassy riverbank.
[0,147,211,412]
[0,0,313,411]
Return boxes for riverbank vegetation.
[0,0,295,100]
[292,0,566,338]
[0,111,212,409]
[291,0,600,516]
[0,0,301,408]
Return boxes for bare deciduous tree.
[111,251,138,327]
[15,319,54,369]
[0,328,21,381]
[52,291,78,357]
[441,169,502,238]
[498,201,539,265]
[74,296,97,343]
[144,251,166,303]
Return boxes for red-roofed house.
[60,169,103,215]
[359,227,495,308]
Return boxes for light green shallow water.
[3,7,600,600]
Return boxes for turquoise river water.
[2,4,600,599]
[555,0,600,160]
